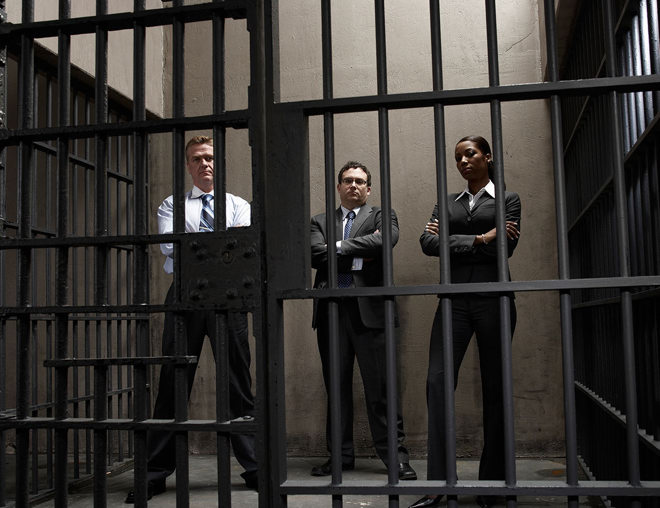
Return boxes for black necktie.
[337,211,356,288]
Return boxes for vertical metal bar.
[84,98,92,475]
[429,2,457,506]
[374,1,398,502]
[71,94,81,481]
[638,0,653,125]
[215,313,231,508]
[44,75,54,492]
[94,366,108,508]
[484,3,516,504]
[16,1,35,506]
[631,15,645,136]
[171,2,190,506]
[543,2,579,507]
[132,1,150,506]
[0,0,7,504]
[602,4,641,506]
[212,2,227,232]
[211,4,231,506]
[647,0,660,111]
[320,1,343,504]
[94,1,109,505]
[55,1,71,506]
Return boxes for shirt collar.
[455,180,495,201]
[191,186,215,199]
[340,205,360,219]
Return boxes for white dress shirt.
[157,185,251,273]
[455,180,495,210]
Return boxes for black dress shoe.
[476,495,496,507]
[124,478,166,504]
[398,462,417,480]
[310,459,355,476]
[408,495,443,508]
[241,470,258,490]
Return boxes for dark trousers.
[146,284,257,482]
[316,299,408,466]
[426,296,516,480]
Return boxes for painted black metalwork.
[542,2,579,508]
[2,0,660,506]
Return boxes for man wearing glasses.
[309,161,416,480]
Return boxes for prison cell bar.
[211,6,232,506]
[0,0,7,503]
[542,2,579,508]
[54,0,71,506]
[171,1,192,506]
[484,2,517,506]
[318,2,343,507]
[16,1,35,507]
[428,1,459,506]
[132,0,150,506]
[603,5,642,508]
[373,2,400,504]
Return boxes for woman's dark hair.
[457,135,495,182]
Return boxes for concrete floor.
[29,456,602,507]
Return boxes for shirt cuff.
[336,240,342,254]
[352,257,363,271]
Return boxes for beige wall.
[278,0,563,458]
[148,0,565,460]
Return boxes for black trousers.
[316,299,409,466]
[146,284,257,482]
[426,295,516,480]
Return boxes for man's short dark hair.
[338,161,371,186]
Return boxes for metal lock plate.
[180,229,260,311]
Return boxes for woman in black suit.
[409,136,521,508]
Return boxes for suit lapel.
[349,204,372,238]
[471,192,493,213]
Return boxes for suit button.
[467,216,472,222]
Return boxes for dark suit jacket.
[419,191,521,290]
[311,205,399,329]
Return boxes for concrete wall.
[275,0,563,459]
[151,0,564,459]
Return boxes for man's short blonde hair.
[185,135,213,161]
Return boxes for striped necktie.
[337,210,356,288]
[199,194,214,232]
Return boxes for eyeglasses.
[341,178,368,186]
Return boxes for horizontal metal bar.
[0,228,253,249]
[0,1,248,40]
[280,276,660,299]
[576,382,660,456]
[34,141,135,183]
[0,111,249,145]
[44,356,198,367]
[0,417,257,433]
[0,302,260,317]
[1,314,150,322]
[288,75,660,115]
[279,479,660,497]
[0,386,136,415]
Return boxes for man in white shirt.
[125,136,257,503]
